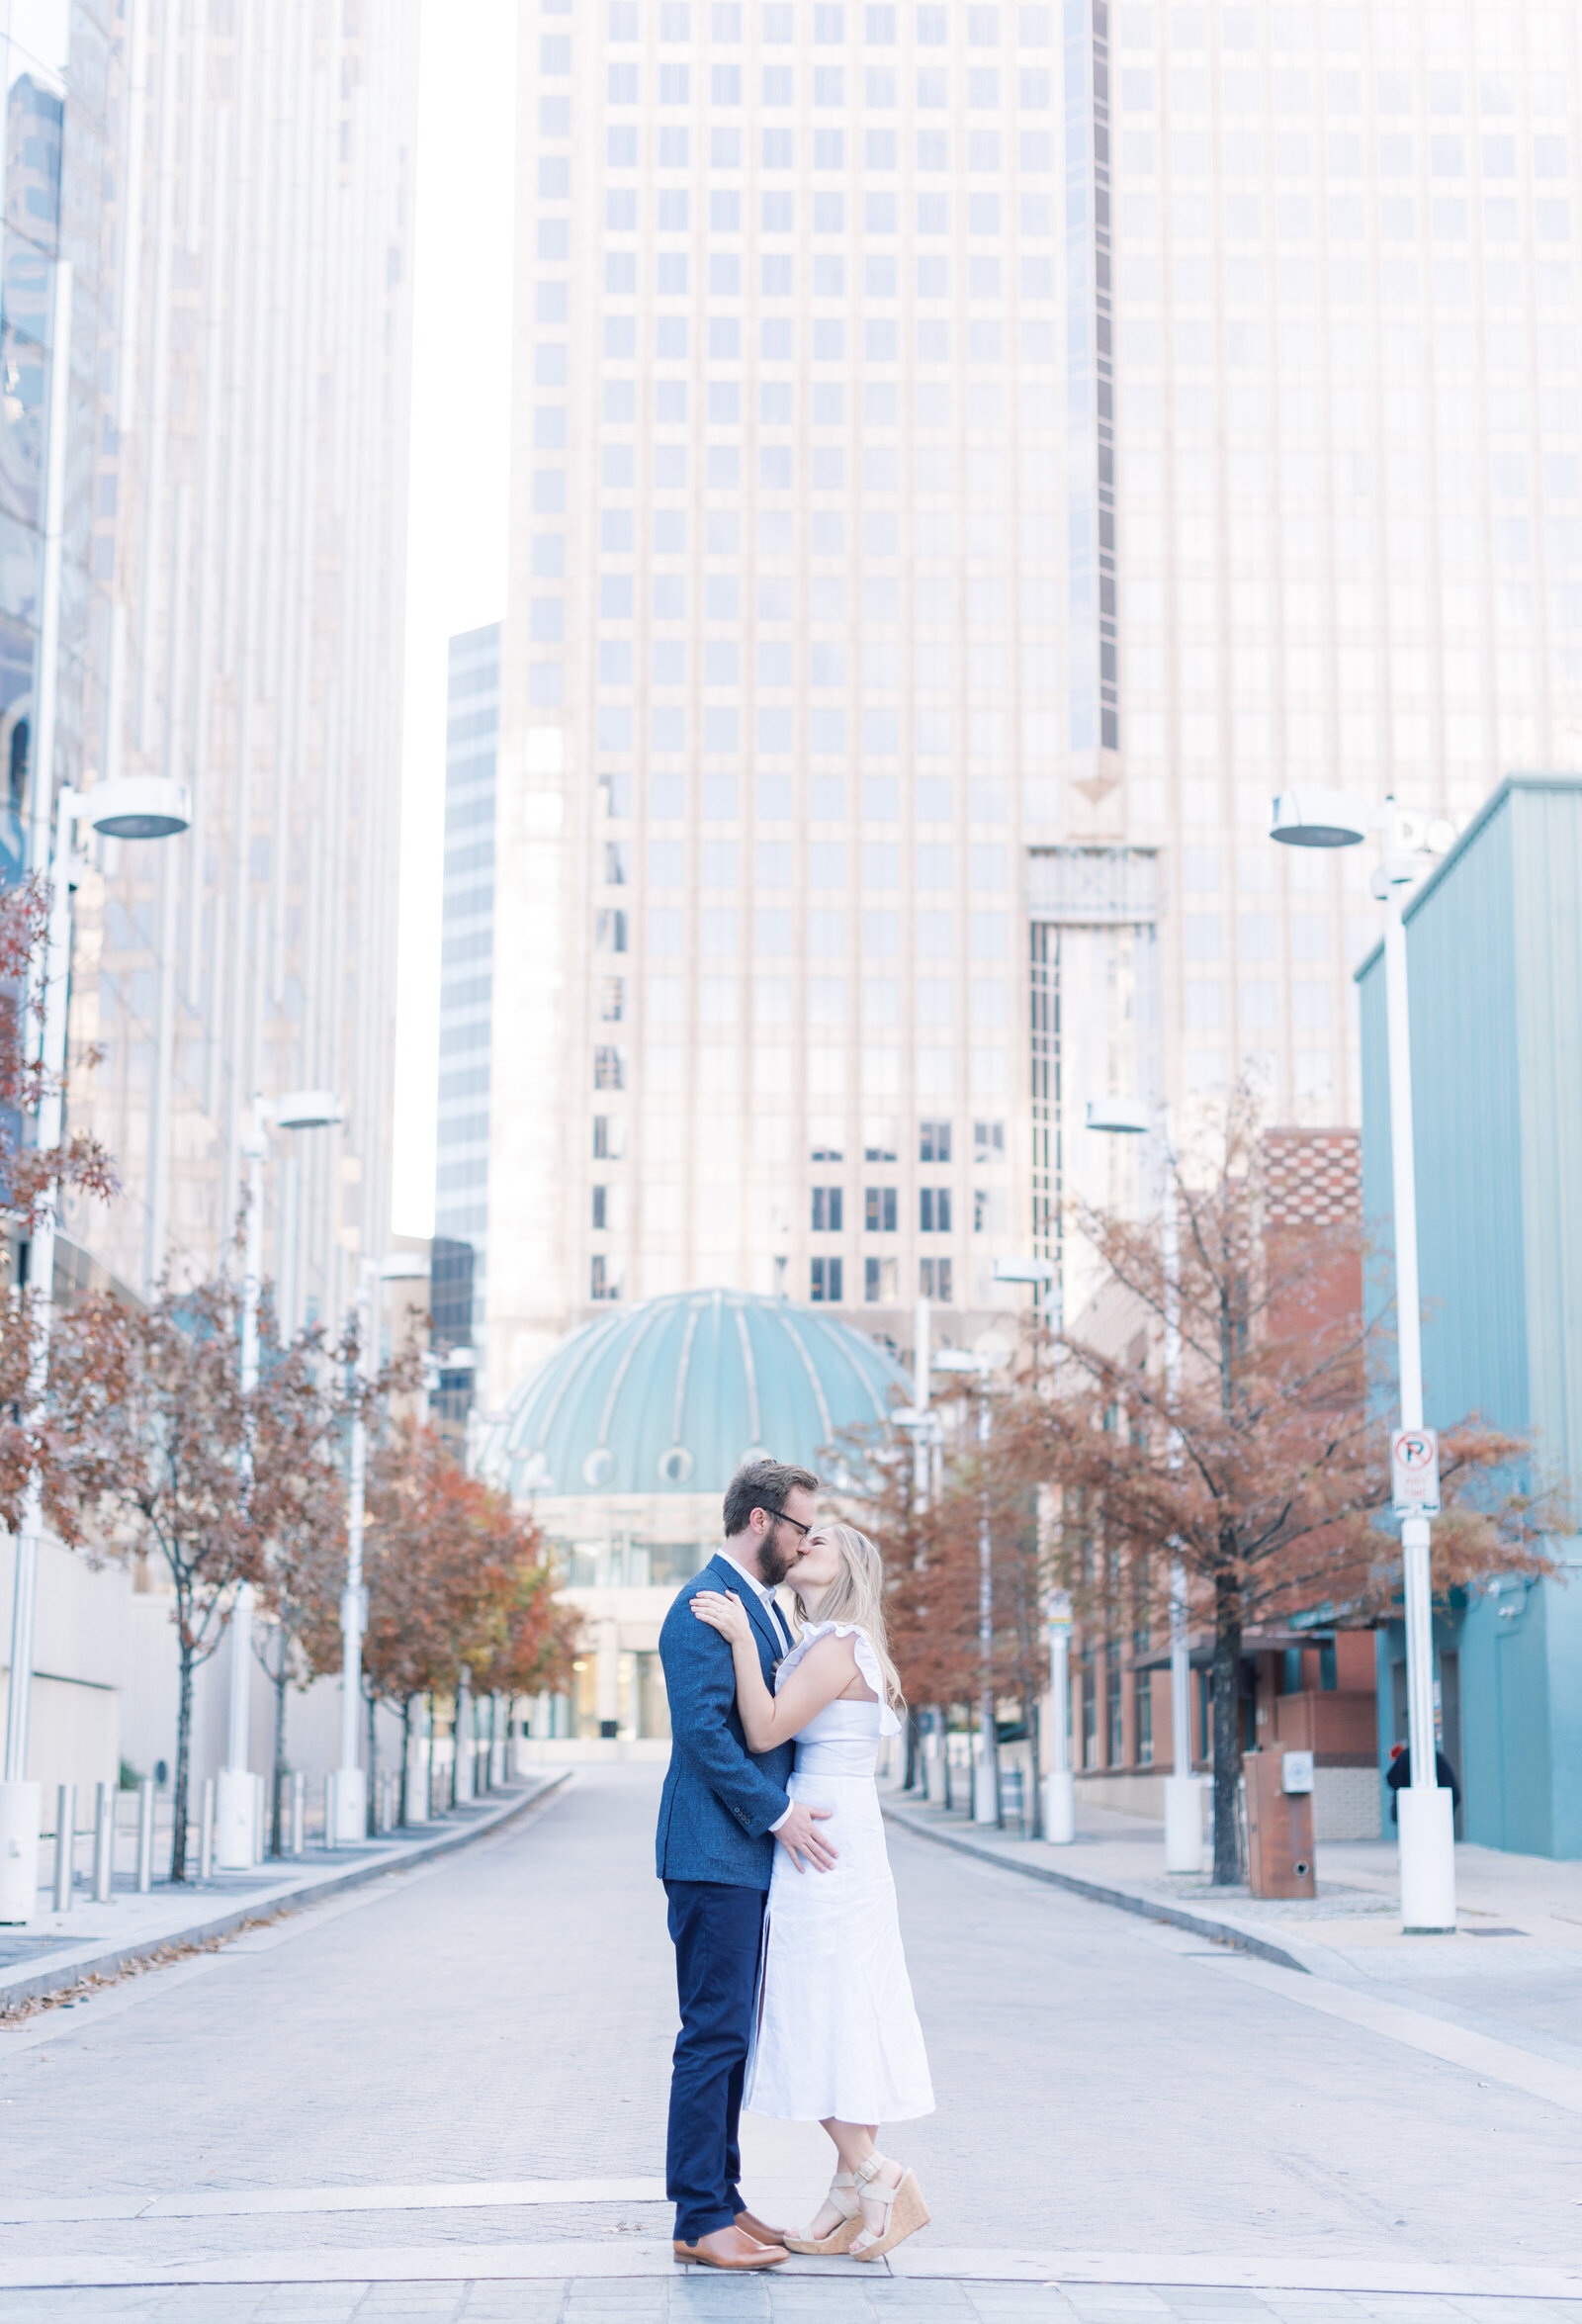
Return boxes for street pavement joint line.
[0,2176,668,2226]
[1198,1949,1582,2115]
[5,2243,1582,2295]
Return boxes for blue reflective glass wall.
[0,0,115,886]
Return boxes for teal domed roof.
[488,1290,911,1500]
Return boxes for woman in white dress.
[689,1521,933,2262]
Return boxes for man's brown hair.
[722,1458,819,1541]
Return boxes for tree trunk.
[903,1710,918,1793]
[1023,1683,1043,1841]
[397,1696,411,1827]
[172,1622,196,1883]
[503,1693,517,1784]
[270,1635,290,1857]
[1210,1564,1244,1886]
[366,1685,378,1835]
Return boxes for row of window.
[588,1253,956,1306]
[587,705,1047,758]
[590,127,1055,174]
[598,6,1049,47]
[588,1115,1000,1164]
[563,250,1055,299]
[1117,67,1568,127]
[603,776,1014,821]
[815,1255,954,1302]
[596,61,1056,109]
[579,186,1058,235]
[625,840,1011,887]
[533,314,1057,369]
[809,1186,952,1232]
[595,907,1012,954]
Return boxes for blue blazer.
[655,1553,794,1890]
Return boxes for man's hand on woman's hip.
[774,1801,836,1873]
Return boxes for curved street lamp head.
[273,1089,344,1131]
[1269,788,1369,849]
[86,776,192,840]
[1086,1095,1151,1135]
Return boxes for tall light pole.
[215,1091,343,1871]
[992,1254,1073,1843]
[333,1253,377,1842]
[1271,787,1455,1934]
[0,775,190,1922]
[934,1348,1001,1825]
[1083,1097,1202,1874]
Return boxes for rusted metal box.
[1245,1748,1317,1899]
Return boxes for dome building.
[483,1288,911,1755]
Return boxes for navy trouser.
[663,1877,766,2242]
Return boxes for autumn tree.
[1009,1103,1558,1885]
[248,1312,347,1854]
[358,1424,571,1822]
[835,1412,1051,1829]
[50,1276,264,1881]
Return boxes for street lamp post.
[1084,1098,1203,1874]
[332,1254,376,1843]
[215,1090,344,1872]
[934,1348,1000,1826]
[1271,787,1455,1935]
[0,776,190,1923]
[991,1253,1073,1843]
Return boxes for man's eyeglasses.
[763,1505,811,1541]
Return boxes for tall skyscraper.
[432,622,502,1424]
[54,1,419,1318]
[489,0,1581,1402]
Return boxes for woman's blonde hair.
[791,1522,906,1713]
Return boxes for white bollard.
[1044,1766,1077,1846]
[323,1772,336,1850]
[199,1779,216,1881]
[93,1781,115,1903]
[136,1779,154,1892]
[0,1781,42,1924]
[1165,1773,1209,1874]
[52,1783,75,1913]
[214,1766,253,1871]
[290,1770,305,1857]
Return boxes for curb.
[0,1772,572,2014]
[882,1798,1313,1974]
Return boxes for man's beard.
[758,1526,799,1588]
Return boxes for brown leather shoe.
[673,2226,789,2270]
[736,2208,789,2247]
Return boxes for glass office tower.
[488,0,1582,1398]
[432,622,502,1422]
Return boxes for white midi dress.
[743,1622,934,2125]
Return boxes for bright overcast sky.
[392,1,518,1237]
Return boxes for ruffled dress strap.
[775,1620,902,1736]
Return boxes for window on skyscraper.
[864,1257,898,1304]
[810,1257,843,1303]
[864,1187,897,1232]
[920,1120,951,1164]
[811,1188,843,1232]
[919,1258,952,1302]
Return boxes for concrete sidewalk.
[0,1774,568,2013]
[882,1789,1582,1982]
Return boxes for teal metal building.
[1358,774,1582,1858]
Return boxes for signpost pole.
[1384,893,1455,1934]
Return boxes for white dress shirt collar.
[718,1550,792,1643]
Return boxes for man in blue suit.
[657,1457,836,2272]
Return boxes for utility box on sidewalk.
[1245,1749,1317,1899]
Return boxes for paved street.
[2,1765,1581,2320]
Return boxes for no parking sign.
[1390,1427,1442,1518]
